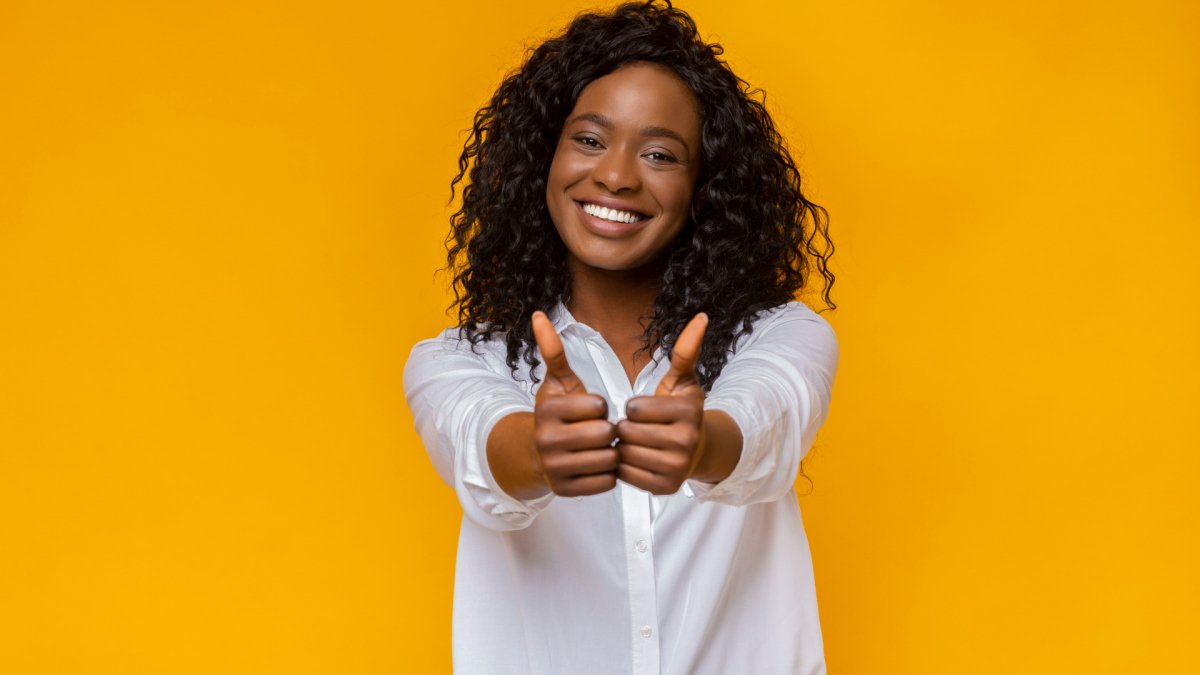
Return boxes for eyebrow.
[568,112,691,153]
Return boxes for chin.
[569,249,664,275]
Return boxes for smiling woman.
[547,62,702,276]
[442,1,834,388]
[403,2,839,673]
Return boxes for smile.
[580,202,647,224]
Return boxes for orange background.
[2,1,1197,673]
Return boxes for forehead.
[569,62,701,140]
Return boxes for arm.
[691,302,839,506]
[403,315,620,530]
[692,409,743,483]
[485,411,549,501]
[403,331,551,532]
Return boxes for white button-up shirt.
[403,301,838,675]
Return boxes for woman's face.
[545,61,702,274]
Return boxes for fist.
[616,313,709,495]
[531,311,619,497]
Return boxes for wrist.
[689,409,742,484]
[517,437,553,500]
[487,412,553,501]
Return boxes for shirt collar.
[548,302,666,364]
[548,301,574,330]
[548,301,599,339]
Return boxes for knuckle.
[535,399,560,419]
[679,429,700,449]
[664,454,690,473]
[652,477,683,495]
[598,474,617,492]
[533,428,557,450]
[583,417,609,434]
[557,395,592,419]
[602,422,619,445]
[600,448,620,470]
[625,396,644,417]
[587,395,609,418]
[539,453,564,473]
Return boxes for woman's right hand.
[529,311,619,497]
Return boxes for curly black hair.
[446,0,835,389]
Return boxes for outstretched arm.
[403,333,543,532]
[696,303,839,506]
[404,312,621,532]
[486,311,619,500]
[613,304,837,503]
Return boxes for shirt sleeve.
[402,331,553,531]
[690,303,839,506]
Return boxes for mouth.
[577,201,649,224]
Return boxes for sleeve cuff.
[456,402,554,530]
[687,399,769,503]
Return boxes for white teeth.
[582,202,641,224]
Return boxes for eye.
[645,150,678,164]
[572,135,602,149]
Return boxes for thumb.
[657,313,708,396]
[532,310,584,394]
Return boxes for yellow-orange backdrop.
[2,1,1197,673]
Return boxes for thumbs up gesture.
[530,311,620,497]
[616,313,711,495]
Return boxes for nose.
[591,146,641,194]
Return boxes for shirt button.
[640,626,653,638]
[635,539,648,553]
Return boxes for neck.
[564,257,663,343]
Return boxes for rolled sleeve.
[690,303,838,506]
[403,332,553,531]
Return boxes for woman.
[404,2,837,673]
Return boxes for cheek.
[545,161,576,243]
[653,174,696,219]
[546,151,564,194]
[545,156,568,220]
[546,139,583,187]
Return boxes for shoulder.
[745,301,836,345]
[407,325,509,363]
[403,325,534,390]
[731,301,838,374]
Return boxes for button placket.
[583,332,661,675]
[621,483,660,674]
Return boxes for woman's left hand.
[616,313,710,495]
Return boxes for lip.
[578,195,650,215]
[573,199,653,238]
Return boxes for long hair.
[446,0,834,389]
